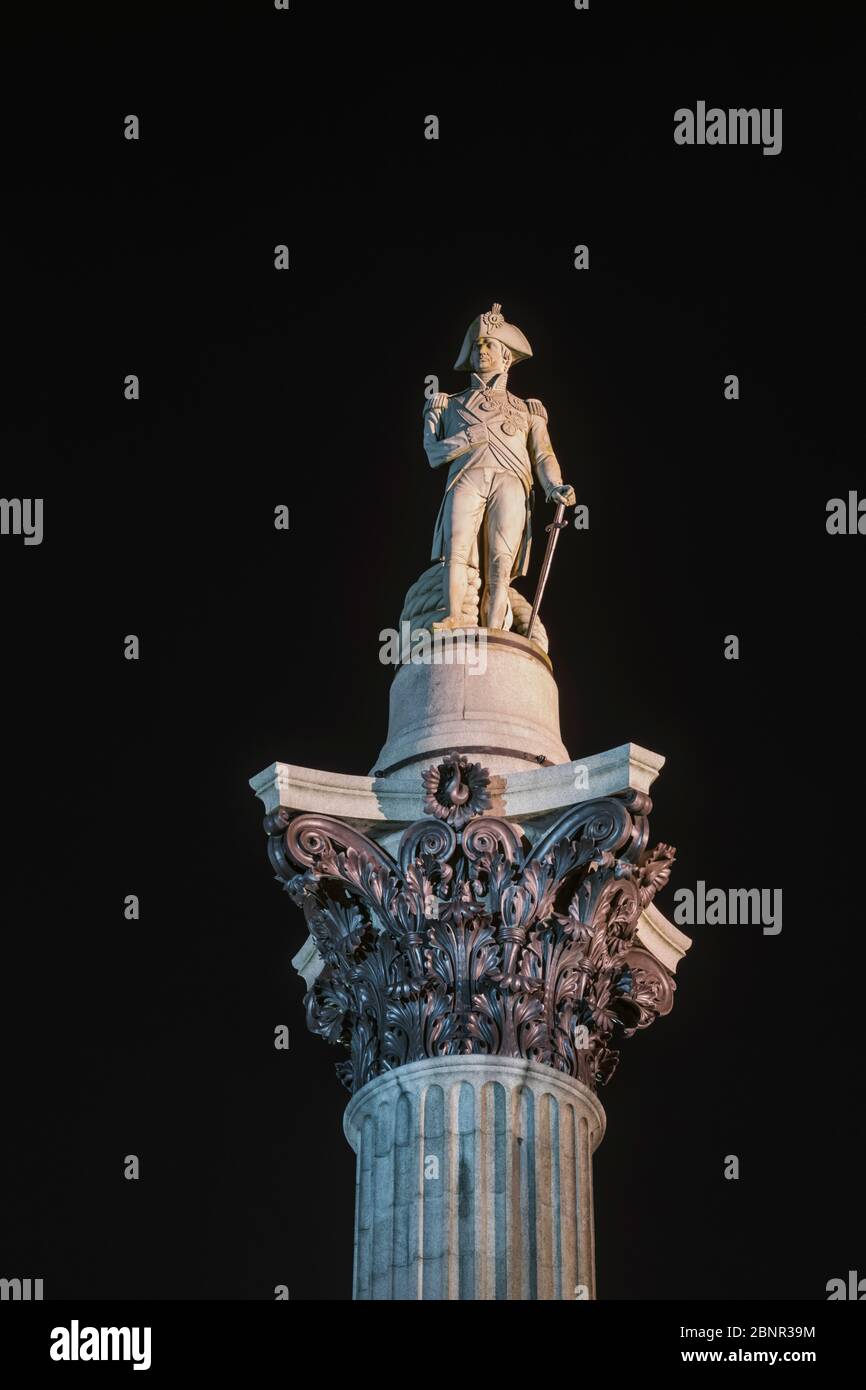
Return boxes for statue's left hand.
[548,484,576,507]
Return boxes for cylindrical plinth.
[343,1056,605,1301]
[370,631,571,777]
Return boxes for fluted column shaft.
[343,1056,605,1301]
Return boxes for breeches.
[442,462,527,582]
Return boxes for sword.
[525,501,569,642]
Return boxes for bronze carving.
[421,752,492,828]
[265,769,677,1095]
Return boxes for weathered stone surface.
[372,632,569,776]
[399,561,549,651]
[343,1056,604,1300]
[250,740,665,826]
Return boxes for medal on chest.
[475,389,526,436]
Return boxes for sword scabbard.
[526,502,568,642]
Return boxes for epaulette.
[526,398,548,422]
[423,392,450,413]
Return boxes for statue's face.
[471,336,508,373]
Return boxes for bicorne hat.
[453,303,533,371]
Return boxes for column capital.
[263,755,689,1095]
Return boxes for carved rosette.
[263,773,677,1095]
[421,752,492,828]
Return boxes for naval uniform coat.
[423,370,565,579]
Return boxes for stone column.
[344,1055,604,1301]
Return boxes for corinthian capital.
[264,766,680,1095]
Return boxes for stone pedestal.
[372,632,570,776]
[344,1055,604,1301]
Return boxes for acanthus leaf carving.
[263,786,678,1095]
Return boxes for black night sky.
[1,12,863,1311]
